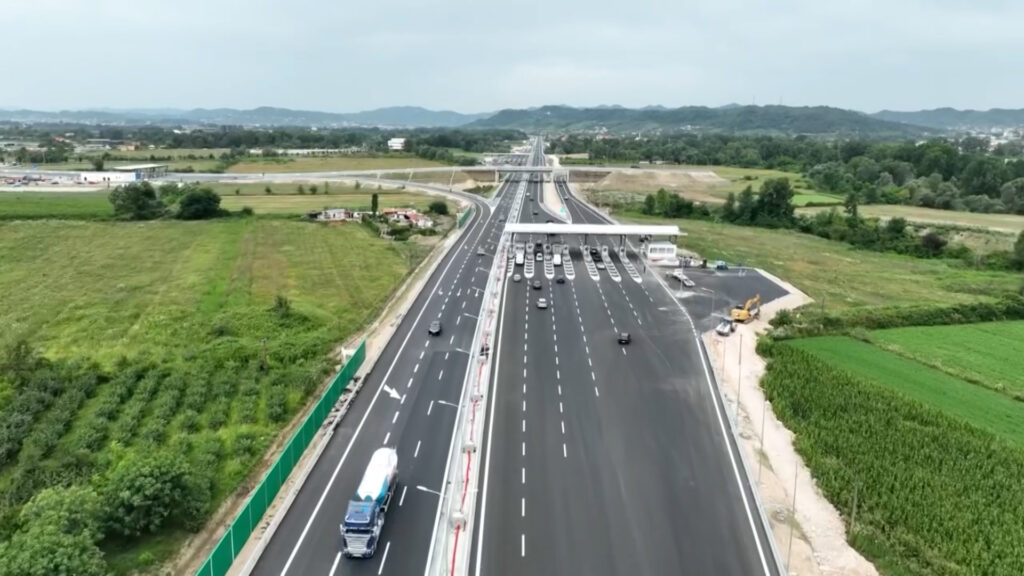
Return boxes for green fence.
[457,207,472,228]
[194,339,367,576]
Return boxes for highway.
[249,163,531,575]
[470,151,782,575]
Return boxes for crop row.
[763,343,1024,576]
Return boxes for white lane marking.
[523,383,526,394]
[561,421,565,434]
[554,344,558,353]
[591,372,596,381]
[392,411,399,424]
[559,402,563,413]
[270,199,490,576]
[595,387,600,397]
[438,370,444,380]
[377,541,391,575]
[522,497,526,517]
[555,357,559,365]
[585,345,590,355]
[420,350,425,359]
[622,348,627,356]
[457,315,461,325]
[383,432,390,445]
[521,534,525,557]
[556,369,560,380]
[557,385,562,395]
[462,300,466,309]
[427,400,434,416]
[588,358,592,367]
[522,467,525,484]
[449,334,455,345]
[415,441,421,458]
[407,377,414,389]
[522,419,526,432]
[522,442,526,456]
[424,339,429,347]
[445,352,449,360]
[400,394,406,405]
[522,400,526,412]
[400,485,408,506]
[328,552,341,576]
[523,368,527,378]
[523,355,527,363]
[414,363,419,373]
[563,443,567,458]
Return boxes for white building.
[77,171,139,184]
[641,241,679,267]
[387,138,406,151]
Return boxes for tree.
[960,157,1005,198]
[176,188,225,220]
[371,193,379,215]
[843,191,860,219]
[919,231,948,256]
[101,450,204,537]
[755,178,795,226]
[1014,231,1024,270]
[642,194,656,215]
[108,182,165,220]
[0,486,107,576]
[309,184,318,195]
[297,184,305,195]
[428,200,449,215]
[1000,178,1024,215]
[721,192,737,222]
[90,157,104,171]
[265,186,273,195]
[353,181,360,190]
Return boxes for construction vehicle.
[341,448,398,558]
[730,294,762,323]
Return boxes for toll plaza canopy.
[503,223,684,236]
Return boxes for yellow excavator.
[730,294,762,323]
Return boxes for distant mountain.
[871,108,1024,130]
[468,105,927,136]
[0,106,492,128]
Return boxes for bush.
[100,449,204,537]
[428,200,449,215]
[108,182,166,221]
[239,206,254,217]
[176,188,226,220]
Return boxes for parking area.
[665,266,790,331]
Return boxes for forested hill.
[467,105,928,137]
[871,108,1024,131]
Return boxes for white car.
[513,274,522,282]
[596,262,606,270]
[536,298,549,309]
[715,319,736,336]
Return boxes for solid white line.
[377,541,391,575]
[414,441,421,458]
[427,400,434,416]
[383,432,390,445]
[399,485,408,506]
[477,258,516,573]
[275,197,489,576]
[328,552,341,576]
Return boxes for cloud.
[0,0,1021,111]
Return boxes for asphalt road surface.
[250,169,534,575]
[470,167,783,575]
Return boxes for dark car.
[617,332,631,345]
[428,321,442,336]
[532,280,542,290]
[556,276,566,284]
[532,211,538,215]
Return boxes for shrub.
[428,200,449,215]
[100,449,204,537]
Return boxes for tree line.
[639,179,1024,271]
[550,134,1024,215]
[109,182,239,221]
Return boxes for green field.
[0,191,112,219]
[220,192,445,215]
[763,342,1024,576]
[870,321,1024,398]
[228,156,445,173]
[792,192,843,206]
[791,336,1024,445]
[0,218,414,572]
[624,214,1022,311]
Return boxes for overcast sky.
[1,0,1020,113]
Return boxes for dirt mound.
[585,169,728,204]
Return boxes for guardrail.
[194,340,367,576]
[457,209,471,228]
